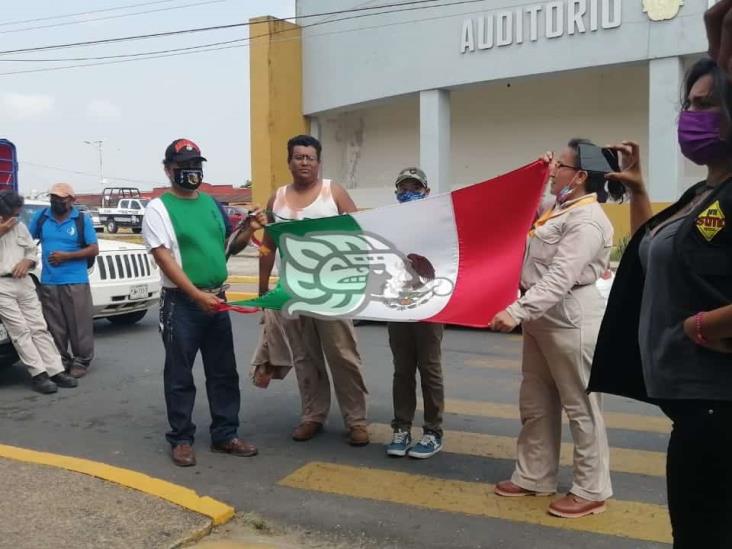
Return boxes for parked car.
[223,205,247,228]
[77,204,103,233]
[0,199,162,367]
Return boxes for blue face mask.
[396,191,426,203]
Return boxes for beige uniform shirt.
[0,221,37,276]
[506,194,613,324]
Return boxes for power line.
[0,0,491,76]
[22,161,161,186]
[0,0,442,56]
[0,0,230,35]
[0,0,481,66]
[0,37,248,63]
[0,0,188,27]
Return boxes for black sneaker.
[50,372,78,388]
[31,373,58,394]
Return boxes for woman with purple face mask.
[589,57,732,549]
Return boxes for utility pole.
[83,139,105,189]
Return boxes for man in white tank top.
[259,135,369,446]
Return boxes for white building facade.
[295,0,716,210]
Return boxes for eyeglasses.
[555,162,579,172]
[292,155,318,164]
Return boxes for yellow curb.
[0,443,235,526]
[227,276,278,284]
[226,291,258,302]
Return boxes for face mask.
[555,181,576,205]
[50,199,69,215]
[173,168,203,190]
[396,190,426,203]
[678,111,731,165]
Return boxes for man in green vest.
[143,138,266,467]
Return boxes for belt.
[198,284,229,294]
[0,273,13,278]
[163,284,229,294]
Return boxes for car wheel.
[106,220,118,234]
[132,228,142,234]
[106,310,147,325]
[0,343,19,368]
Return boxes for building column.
[419,89,451,194]
[648,57,684,203]
[249,16,307,207]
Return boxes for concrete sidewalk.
[0,456,356,549]
[0,457,210,549]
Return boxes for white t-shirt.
[142,198,182,288]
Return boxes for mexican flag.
[230,161,547,327]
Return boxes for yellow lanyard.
[529,194,597,237]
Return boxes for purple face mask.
[678,111,731,165]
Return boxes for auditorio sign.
[459,0,686,54]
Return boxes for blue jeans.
[160,288,240,447]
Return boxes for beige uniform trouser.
[0,277,64,378]
[281,316,368,428]
[511,285,612,502]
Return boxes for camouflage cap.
[394,167,428,189]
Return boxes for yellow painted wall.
[249,17,307,208]
[602,202,672,245]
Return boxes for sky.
[1,0,295,195]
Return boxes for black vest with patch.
[588,179,732,402]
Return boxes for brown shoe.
[68,365,88,379]
[292,422,323,442]
[494,480,554,497]
[211,437,258,457]
[548,493,607,518]
[348,425,370,446]
[171,443,196,467]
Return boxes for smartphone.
[577,143,620,175]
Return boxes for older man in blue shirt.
[29,182,99,378]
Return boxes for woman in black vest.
[589,58,732,548]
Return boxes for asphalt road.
[0,311,671,548]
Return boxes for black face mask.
[50,199,69,215]
[172,168,203,191]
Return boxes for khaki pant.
[0,277,64,378]
[281,316,367,428]
[388,322,445,437]
[39,283,94,369]
[511,285,612,502]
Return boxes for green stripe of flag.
[230,213,362,309]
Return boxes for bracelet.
[694,312,708,345]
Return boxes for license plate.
[129,285,148,300]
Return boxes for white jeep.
[0,200,162,367]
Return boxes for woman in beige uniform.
[490,138,624,519]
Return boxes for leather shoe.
[548,493,606,518]
[171,443,196,467]
[292,422,323,442]
[68,365,88,379]
[348,425,370,446]
[494,480,554,497]
[31,373,57,394]
[50,372,78,388]
[211,437,258,457]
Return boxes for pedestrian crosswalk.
[422,398,672,434]
[280,462,672,544]
[277,388,672,546]
[368,423,665,477]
